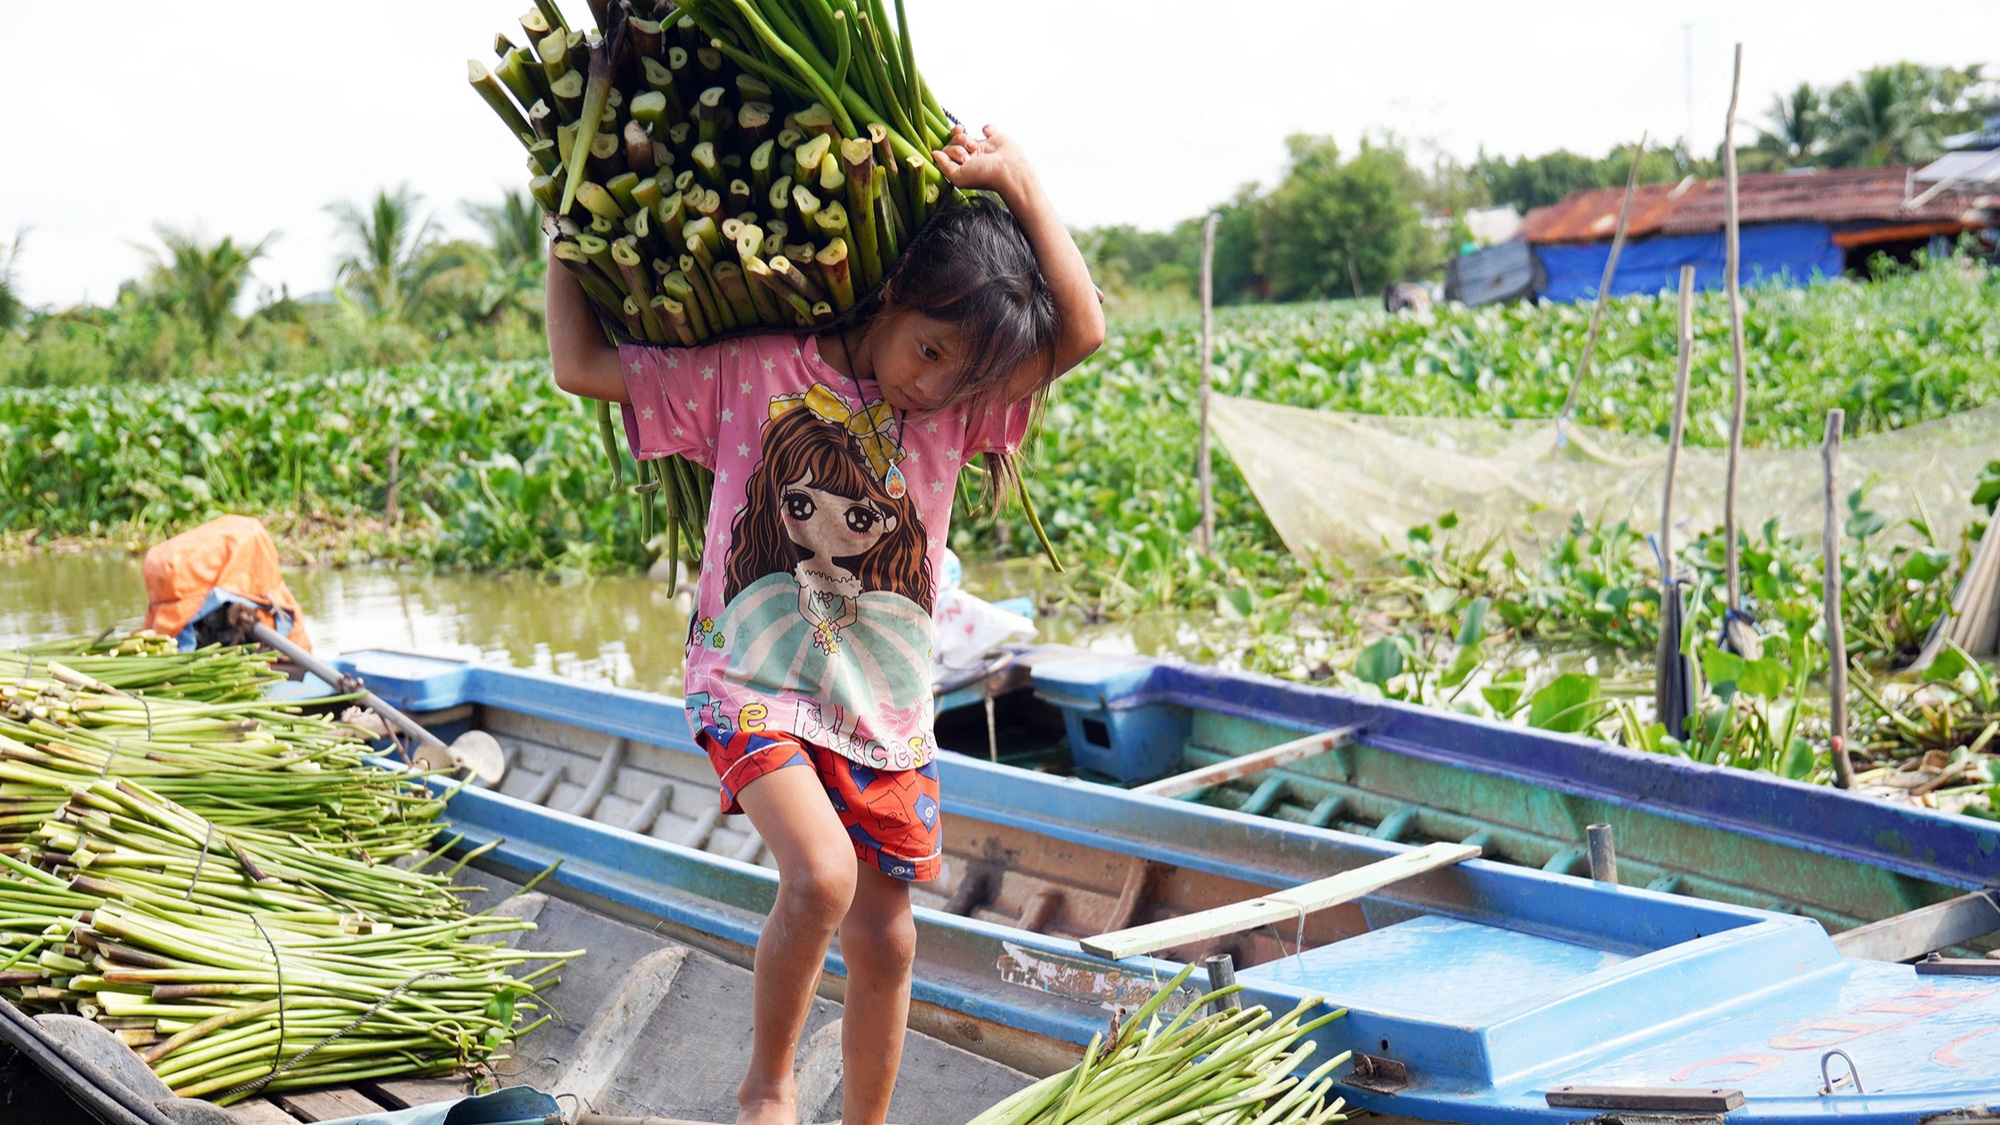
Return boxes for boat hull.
[337,648,2000,1125]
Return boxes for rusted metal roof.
[1521,166,1998,244]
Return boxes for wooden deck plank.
[361,1075,474,1108]
[224,1100,298,1125]
[1134,727,1358,799]
[274,1087,389,1121]
[1080,842,1480,960]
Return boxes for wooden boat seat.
[1079,841,1480,960]
[1132,726,1359,799]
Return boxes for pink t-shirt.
[620,333,1027,771]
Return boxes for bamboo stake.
[385,416,401,531]
[1655,267,1697,739]
[1724,43,1749,612]
[1197,213,1218,554]
[1662,266,1695,569]
[1822,408,1854,789]
[1554,130,1648,441]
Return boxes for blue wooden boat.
[324,647,2000,1125]
[945,646,2000,950]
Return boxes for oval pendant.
[885,464,907,500]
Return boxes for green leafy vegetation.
[0,188,548,389]
[0,362,643,573]
[5,246,1994,804]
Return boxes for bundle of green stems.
[5,631,285,703]
[969,964,1351,1125]
[469,0,952,563]
[0,641,576,1105]
[0,644,437,853]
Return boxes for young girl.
[546,125,1104,1125]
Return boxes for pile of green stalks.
[470,0,953,566]
[0,641,575,1104]
[0,643,441,853]
[970,964,1350,1125]
[7,631,285,703]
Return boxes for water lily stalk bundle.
[0,645,439,856]
[469,0,952,562]
[0,780,573,1103]
[0,641,578,1105]
[5,631,285,703]
[968,964,1352,1125]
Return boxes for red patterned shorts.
[696,727,943,882]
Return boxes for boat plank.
[274,1086,389,1120]
[1081,842,1479,960]
[224,1100,298,1125]
[361,1075,474,1108]
[1830,890,2000,962]
[1135,726,1358,799]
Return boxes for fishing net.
[1209,397,2000,562]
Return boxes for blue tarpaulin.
[1535,222,1840,302]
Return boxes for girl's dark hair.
[877,192,1059,410]
[858,191,1060,507]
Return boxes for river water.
[4,552,1192,696]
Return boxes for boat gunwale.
[337,646,2000,898]
[1112,657,2000,892]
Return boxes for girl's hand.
[932,125,1031,197]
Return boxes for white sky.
[6,1,1995,310]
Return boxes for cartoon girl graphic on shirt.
[712,385,936,717]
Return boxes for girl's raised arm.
[933,126,1106,394]
[546,245,631,404]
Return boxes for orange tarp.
[143,515,311,651]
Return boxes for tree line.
[1078,61,1994,309]
[0,187,548,387]
[0,62,1990,384]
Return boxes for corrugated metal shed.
[1522,167,1997,244]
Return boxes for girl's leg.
[733,765,859,1125]
[838,864,917,1125]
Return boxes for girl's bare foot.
[738,1076,798,1125]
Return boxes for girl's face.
[780,470,898,561]
[869,310,968,413]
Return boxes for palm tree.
[1825,65,1938,168]
[1754,83,1824,166]
[0,229,25,332]
[326,185,462,325]
[460,188,547,324]
[139,225,273,354]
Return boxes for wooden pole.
[1822,408,1854,790]
[1586,824,1618,885]
[1655,267,1698,740]
[1204,954,1242,1012]
[1133,726,1357,800]
[1555,130,1648,436]
[1197,212,1218,553]
[1723,43,1748,611]
[1663,266,1695,569]
[386,415,402,532]
[250,624,447,754]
